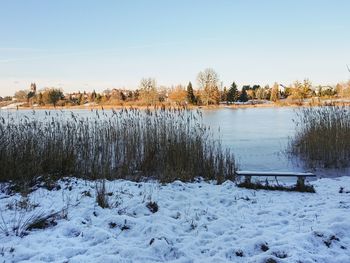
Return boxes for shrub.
[0,208,64,237]
[146,201,158,213]
[95,180,109,209]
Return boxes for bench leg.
[244,176,251,184]
[274,176,280,186]
[297,177,305,188]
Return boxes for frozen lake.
[2,107,347,177]
[202,107,297,172]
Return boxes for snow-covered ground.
[1,177,349,263]
[0,102,24,110]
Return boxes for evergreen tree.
[186,81,196,104]
[239,87,249,102]
[38,92,43,105]
[120,91,126,101]
[252,85,261,90]
[227,82,239,103]
[26,91,35,103]
[42,88,64,107]
[90,90,97,102]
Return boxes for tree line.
[3,68,350,107]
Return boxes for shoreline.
[1,100,350,111]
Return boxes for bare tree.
[270,82,280,102]
[139,78,158,105]
[14,90,29,101]
[197,68,220,105]
[168,85,187,105]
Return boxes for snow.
[235,171,315,177]
[0,102,24,110]
[1,177,349,263]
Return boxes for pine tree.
[120,91,126,101]
[186,81,196,104]
[239,87,249,102]
[46,88,64,107]
[227,82,239,103]
[38,92,43,105]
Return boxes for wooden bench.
[236,171,316,187]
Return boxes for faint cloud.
[0,38,223,64]
[0,47,47,52]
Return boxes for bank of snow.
[0,177,349,263]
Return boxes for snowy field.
[0,177,349,263]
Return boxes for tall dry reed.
[0,108,236,189]
[289,105,350,168]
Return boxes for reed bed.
[289,105,350,168]
[0,108,236,190]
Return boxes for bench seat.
[236,170,316,186]
[236,171,316,177]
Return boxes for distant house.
[278,84,286,93]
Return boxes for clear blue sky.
[0,0,349,96]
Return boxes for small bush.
[95,180,109,208]
[146,201,159,213]
[235,250,244,257]
[260,243,269,252]
[26,215,58,231]
[0,209,64,237]
[109,222,117,228]
[272,251,288,259]
[339,187,350,194]
[324,235,340,248]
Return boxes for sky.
[0,0,350,96]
